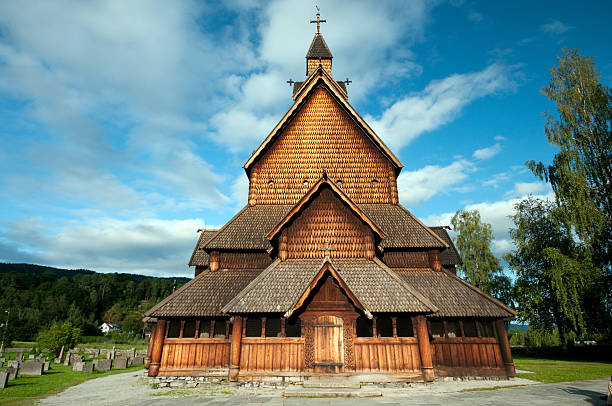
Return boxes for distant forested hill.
[0,263,190,342]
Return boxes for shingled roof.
[293,80,346,96]
[429,226,462,266]
[144,268,262,317]
[306,33,333,59]
[222,258,436,314]
[188,229,218,267]
[395,269,516,318]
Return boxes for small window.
[183,320,196,338]
[245,318,262,337]
[372,179,378,185]
[167,320,181,338]
[446,321,460,338]
[198,320,211,338]
[214,320,227,338]
[337,179,342,186]
[303,180,309,186]
[285,317,301,337]
[356,316,373,337]
[480,321,495,338]
[397,317,414,337]
[429,321,444,338]
[268,180,274,185]
[376,317,393,337]
[265,318,282,337]
[462,320,478,337]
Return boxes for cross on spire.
[318,239,336,255]
[344,78,352,86]
[287,78,295,86]
[310,12,326,34]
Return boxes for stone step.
[303,380,361,389]
[285,387,382,398]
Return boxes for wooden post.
[392,317,398,338]
[428,249,442,271]
[145,322,155,369]
[148,319,166,377]
[209,251,219,272]
[229,316,243,381]
[416,315,434,382]
[495,319,515,377]
[372,317,377,338]
[261,317,267,337]
[195,320,200,338]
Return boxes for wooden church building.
[144,15,516,383]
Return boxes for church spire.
[306,12,333,76]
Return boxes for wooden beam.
[495,319,515,377]
[148,319,166,377]
[145,323,155,369]
[229,316,243,381]
[415,315,434,382]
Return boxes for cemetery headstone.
[5,366,17,380]
[130,356,144,365]
[43,361,50,371]
[0,371,8,389]
[72,362,85,372]
[63,357,70,366]
[58,345,65,361]
[28,354,35,359]
[112,357,127,370]
[20,360,43,376]
[15,353,24,362]
[7,360,19,369]
[0,360,3,369]
[54,358,61,364]
[81,363,93,373]
[93,359,111,371]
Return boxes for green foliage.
[505,197,594,344]
[526,48,611,335]
[526,326,563,348]
[0,263,187,342]
[508,327,526,346]
[450,209,512,303]
[36,321,81,357]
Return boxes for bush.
[508,327,526,346]
[36,321,81,357]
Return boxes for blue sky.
[1,1,610,277]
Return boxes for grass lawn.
[514,354,612,383]
[0,364,143,406]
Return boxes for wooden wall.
[284,188,375,259]
[219,252,272,269]
[431,337,503,369]
[239,337,304,371]
[249,87,397,205]
[160,338,230,371]
[382,251,430,268]
[354,338,421,372]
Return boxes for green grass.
[514,354,612,383]
[0,363,143,406]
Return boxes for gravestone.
[20,360,43,375]
[130,356,144,365]
[5,366,17,380]
[82,363,93,373]
[7,360,19,369]
[0,371,8,388]
[112,357,127,370]
[0,360,3,369]
[28,354,35,359]
[53,358,61,364]
[15,353,24,362]
[72,361,85,372]
[43,361,50,371]
[63,357,70,366]
[93,359,111,371]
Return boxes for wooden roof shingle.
[429,226,463,266]
[188,229,219,267]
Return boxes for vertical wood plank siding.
[353,338,421,372]
[249,87,397,205]
[285,189,374,259]
[160,339,230,369]
[239,338,305,371]
[219,252,273,269]
[431,338,503,368]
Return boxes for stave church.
[144,14,516,383]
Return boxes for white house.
[99,322,121,335]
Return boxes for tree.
[36,321,81,357]
[450,209,511,303]
[505,197,594,347]
[526,48,611,337]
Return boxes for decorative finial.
[310,11,326,34]
[287,78,295,86]
[344,78,352,86]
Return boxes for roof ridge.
[442,269,517,317]
[203,205,250,249]
[188,229,218,267]
[396,203,449,248]
[221,259,282,313]
[144,272,204,317]
[372,258,438,313]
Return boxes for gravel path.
[37,372,610,405]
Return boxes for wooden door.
[313,315,344,373]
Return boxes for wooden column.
[209,251,219,272]
[144,322,155,369]
[229,316,243,381]
[415,315,434,382]
[495,319,516,377]
[428,249,442,271]
[148,319,166,377]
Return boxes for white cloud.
[367,64,517,151]
[397,159,475,206]
[504,181,551,198]
[473,143,502,160]
[230,172,250,208]
[540,20,573,35]
[468,11,483,22]
[494,135,506,141]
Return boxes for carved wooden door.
[313,315,344,373]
